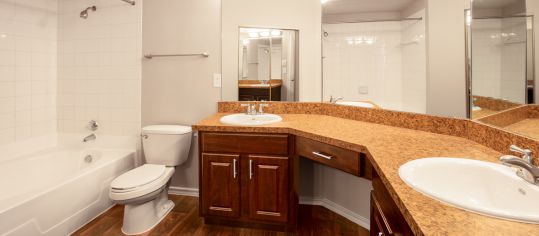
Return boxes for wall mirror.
[238,28,299,101]
[321,0,427,113]
[468,0,535,119]
[220,0,539,140]
[469,0,539,141]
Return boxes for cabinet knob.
[378,232,383,236]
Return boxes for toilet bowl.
[109,125,192,235]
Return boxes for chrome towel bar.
[143,52,209,59]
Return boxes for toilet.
[109,125,192,235]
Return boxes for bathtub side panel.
[0,152,135,236]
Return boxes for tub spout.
[83,133,97,143]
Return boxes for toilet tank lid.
[142,125,192,135]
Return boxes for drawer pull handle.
[233,159,237,179]
[312,151,333,160]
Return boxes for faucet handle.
[87,120,99,131]
[240,103,255,114]
[258,104,269,114]
[510,145,533,162]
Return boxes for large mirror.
[220,0,539,139]
[238,28,299,101]
[468,0,535,119]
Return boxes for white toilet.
[109,125,192,235]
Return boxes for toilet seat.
[111,164,166,191]
[110,164,175,201]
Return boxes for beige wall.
[425,0,468,118]
[142,0,222,188]
[221,0,322,102]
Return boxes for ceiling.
[322,0,418,15]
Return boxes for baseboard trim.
[167,189,369,230]
[300,197,370,230]
[168,186,199,197]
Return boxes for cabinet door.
[201,153,240,218]
[248,155,289,222]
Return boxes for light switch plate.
[213,73,222,88]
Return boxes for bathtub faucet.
[83,133,97,142]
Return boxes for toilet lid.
[111,164,166,190]
[142,125,192,135]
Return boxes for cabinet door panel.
[248,155,289,222]
[202,153,240,218]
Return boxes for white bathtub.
[0,148,135,236]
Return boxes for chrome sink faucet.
[500,145,538,185]
[241,103,270,115]
[241,104,257,115]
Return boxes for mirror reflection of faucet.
[329,95,343,104]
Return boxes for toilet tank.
[142,125,192,167]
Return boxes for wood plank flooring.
[73,195,369,236]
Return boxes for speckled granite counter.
[193,103,539,236]
[504,119,539,140]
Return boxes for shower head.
[121,0,136,5]
[80,6,96,19]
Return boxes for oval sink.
[336,101,376,108]
[399,158,539,224]
[220,113,282,126]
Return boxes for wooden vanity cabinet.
[199,132,296,229]
[199,131,405,233]
[371,171,413,236]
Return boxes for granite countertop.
[193,113,539,235]
[504,119,539,140]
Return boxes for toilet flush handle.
[141,134,148,139]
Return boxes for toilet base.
[121,189,174,235]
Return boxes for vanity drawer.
[201,132,289,155]
[296,136,360,176]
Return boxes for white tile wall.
[472,18,527,104]
[322,15,427,113]
[323,22,403,110]
[57,0,142,136]
[401,9,426,114]
[472,19,503,99]
[501,17,527,103]
[0,0,58,146]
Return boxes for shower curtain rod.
[473,15,533,20]
[323,17,423,24]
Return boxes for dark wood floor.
[73,195,369,236]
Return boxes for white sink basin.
[220,113,282,126]
[336,101,376,108]
[399,158,539,224]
